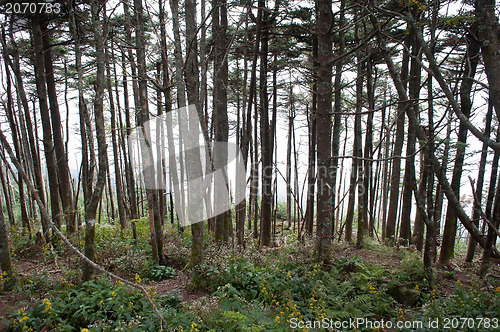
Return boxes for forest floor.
[1,219,500,331]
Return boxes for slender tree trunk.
[354,20,365,248]
[466,102,493,262]
[385,37,410,242]
[106,38,126,229]
[479,176,500,276]
[0,162,15,290]
[0,160,14,227]
[41,19,75,234]
[305,33,318,236]
[259,4,272,247]
[380,102,391,240]
[439,29,480,265]
[184,0,204,267]
[330,0,345,235]
[432,118,451,260]
[2,44,28,231]
[2,32,50,242]
[134,0,161,264]
[475,0,500,121]
[83,0,109,281]
[121,1,138,221]
[364,55,374,238]
[252,91,259,239]
[401,24,421,246]
[213,0,230,242]
[31,13,62,231]
[286,79,294,230]
[315,0,333,256]
[235,7,250,245]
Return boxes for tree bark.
[439,28,480,265]
[213,0,230,242]
[401,22,421,246]
[31,13,62,231]
[354,19,365,248]
[315,0,333,257]
[0,160,15,290]
[259,1,272,247]
[330,0,345,236]
[134,0,162,264]
[385,36,410,242]
[465,101,493,262]
[106,37,126,229]
[184,0,204,267]
[83,0,109,281]
[41,18,75,234]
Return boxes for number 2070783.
[4,2,61,15]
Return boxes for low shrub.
[5,277,180,331]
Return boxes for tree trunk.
[466,101,493,262]
[475,0,500,121]
[401,25,421,246]
[213,0,230,242]
[134,0,161,264]
[315,0,333,257]
[330,0,345,236]
[385,37,410,242]
[439,28,480,265]
[305,32,318,236]
[83,0,109,281]
[479,175,500,276]
[41,19,75,234]
[354,19,365,248]
[0,163,15,290]
[259,3,272,247]
[2,32,50,242]
[122,0,139,222]
[2,43,29,231]
[184,0,204,267]
[365,56,375,238]
[106,37,127,230]
[31,13,62,231]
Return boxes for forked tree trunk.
[31,13,62,231]
[401,24,421,246]
[41,19,75,234]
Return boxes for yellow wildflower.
[42,298,52,312]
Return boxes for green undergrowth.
[3,220,500,331]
